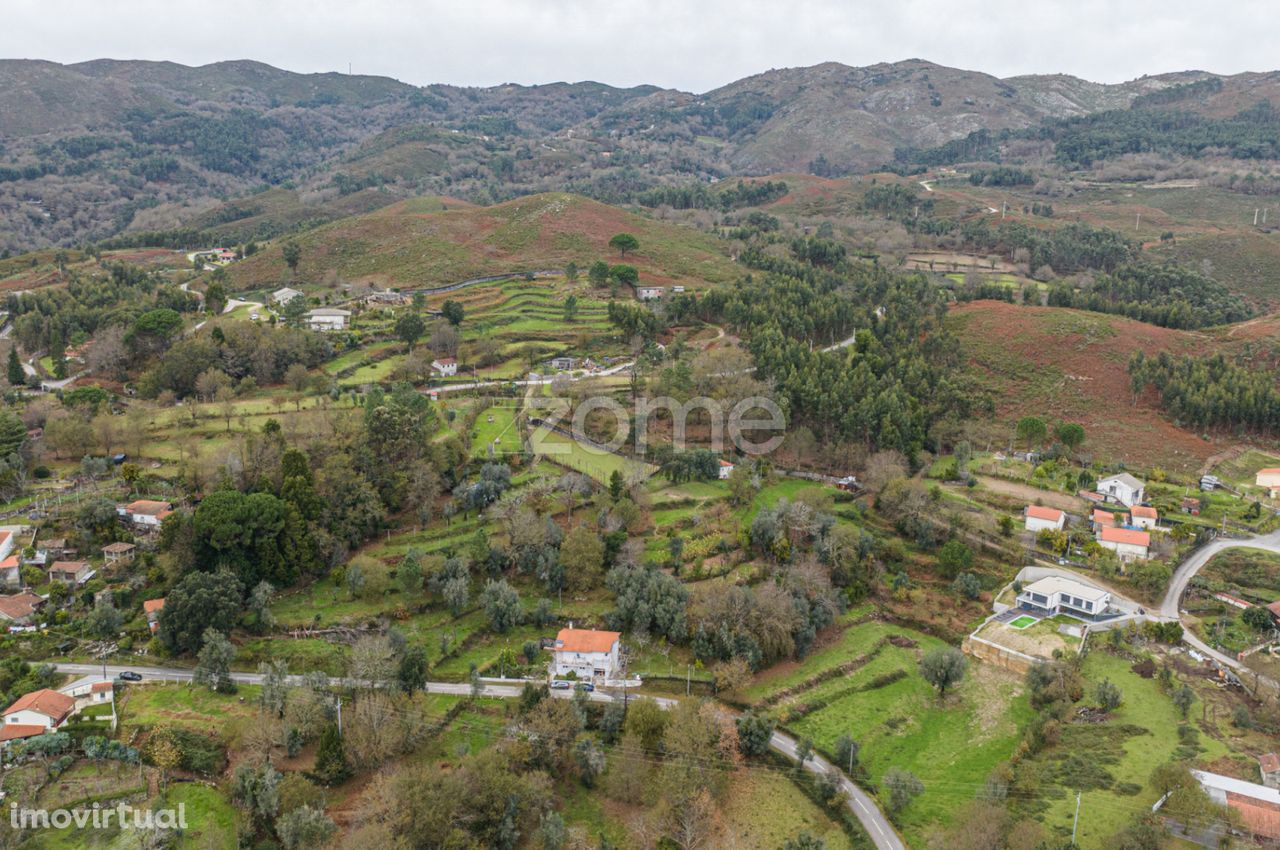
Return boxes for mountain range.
[1,56,1277,252]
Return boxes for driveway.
[51,662,905,849]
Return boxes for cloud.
[1,0,1273,91]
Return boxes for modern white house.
[305,308,351,331]
[1016,576,1112,619]
[271,287,304,306]
[636,286,665,300]
[1257,468,1280,499]
[552,628,621,680]
[120,499,173,528]
[1097,473,1145,507]
[431,357,458,377]
[1097,526,1150,562]
[718,459,735,480]
[1024,505,1065,532]
[1129,505,1158,530]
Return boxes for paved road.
[1158,528,1280,677]
[52,663,905,849]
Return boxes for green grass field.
[470,404,523,459]
[529,426,655,483]
[1009,615,1037,629]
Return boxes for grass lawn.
[719,768,856,850]
[170,782,240,849]
[120,683,262,730]
[529,426,655,484]
[470,404,523,459]
[1009,615,1037,629]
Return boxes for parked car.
[118,671,143,682]
[574,682,594,692]
[550,680,572,690]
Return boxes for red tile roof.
[0,555,18,570]
[1226,791,1280,840]
[1025,505,1064,522]
[1268,600,1280,618]
[4,688,75,723]
[126,500,172,515]
[0,724,47,742]
[1092,509,1123,526]
[0,592,42,621]
[1258,468,1280,475]
[1261,753,1280,775]
[1099,526,1150,547]
[90,681,113,694]
[1131,505,1158,519]
[555,628,620,654]
[102,542,136,554]
[143,598,166,614]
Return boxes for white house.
[1257,468,1280,498]
[1024,505,1065,533]
[271,287,303,306]
[718,459,735,480]
[1129,505,1158,530]
[431,357,458,377]
[1097,526,1150,562]
[2,688,75,743]
[305,308,351,331]
[1016,576,1112,619]
[63,680,114,712]
[636,286,665,300]
[1097,473,1145,507]
[549,356,576,371]
[0,530,13,563]
[0,555,19,588]
[121,499,173,528]
[552,628,621,680]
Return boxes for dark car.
[550,680,572,690]
[574,682,594,692]
[118,671,143,682]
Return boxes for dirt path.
[975,475,1085,513]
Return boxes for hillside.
[225,192,739,290]
[947,300,1218,471]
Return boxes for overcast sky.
[3,0,1274,92]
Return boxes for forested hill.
[1,57,1278,253]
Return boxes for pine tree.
[6,346,22,386]
[312,724,350,786]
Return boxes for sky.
[2,0,1275,92]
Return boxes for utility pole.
[686,664,691,696]
[336,696,343,736]
[1071,791,1082,845]
[1255,209,1260,226]
[1135,213,1141,230]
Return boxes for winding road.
[50,662,906,850]
[1158,528,1280,675]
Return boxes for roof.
[0,531,9,546]
[143,598,166,614]
[0,592,42,620]
[102,542,136,553]
[1268,600,1280,618]
[4,688,75,721]
[307,308,351,317]
[48,560,89,574]
[40,538,66,549]
[90,681,113,694]
[1261,754,1280,775]
[1021,576,1110,604]
[0,724,47,743]
[1099,526,1150,547]
[554,628,621,654]
[0,555,18,570]
[1130,505,1158,519]
[1025,505,1064,522]
[1092,509,1123,526]
[126,500,171,515]
[1100,472,1144,490]
[434,357,456,365]
[1257,468,1280,476]
[1192,770,1280,839]
[719,459,735,467]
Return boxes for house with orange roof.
[0,592,43,624]
[1024,505,1065,532]
[120,499,173,528]
[0,554,20,588]
[143,597,165,634]
[1129,504,1158,530]
[1092,508,1127,531]
[1191,769,1280,843]
[718,459,735,480]
[102,542,136,565]
[552,628,621,680]
[1261,754,1280,790]
[0,530,13,564]
[1098,526,1150,562]
[3,688,75,733]
[1257,468,1280,499]
[48,560,93,585]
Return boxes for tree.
[1242,606,1273,631]
[193,627,237,693]
[158,570,243,655]
[1172,684,1194,719]
[276,805,336,850]
[560,523,605,592]
[609,233,639,257]
[919,647,967,697]
[259,659,290,717]
[1015,416,1047,449]
[311,724,351,786]
[86,597,122,640]
[781,833,826,850]
[1054,422,1086,452]
[395,313,426,350]
[562,294,579,323]
[441,299,465,326]
[936,540,973,579]
[282,242,302,273]
[233,762,281,825]
[608,469,626,501]
[1096,678,1122,713]
[6,346,22,386]
[623,698,668,751]
[882,767,924,815]
[573,738,606,788]
[564,261,578,283]
[952,572,982,600]
[398,552,424,595]
[588,260,609,287]
[480,578,522,633]
[834,735,860,772]
[609,264,638,286]
[735,711,775,757]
